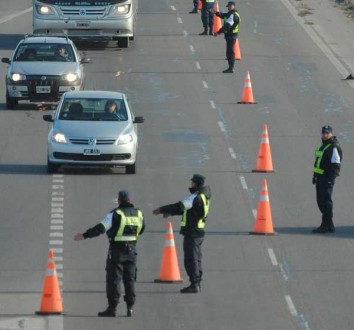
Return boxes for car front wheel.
[125,163,136,174]
[6,94,18,109]
[47,159,60,174]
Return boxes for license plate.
[84,149,100,155]
[76,21,90,28]
[36,86,51,93]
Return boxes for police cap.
[191,174,205,187]
[321,125,333,134]
[226,1,236,7]
[118,190,130,202]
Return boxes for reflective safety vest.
[113,209,144,242]
[223,11,241,34]
[181,193,210,229]
[206,0,215,2]
[313,143,332,175]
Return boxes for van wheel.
[119,37,129,48]
[126,163,136,174]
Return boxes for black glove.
[312,176,317,185]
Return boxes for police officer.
[152,174,211,293]
[199,0,215,36]
[189,0,199,14]
[211,1,241,73]
[312,126,342,233]
[74,190,145,317]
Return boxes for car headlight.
[61,73,79,82]
[110,4,130,15]
[52,132,67,143]
[36,5,56,15]
[118,134,133,145]
[11,73,26,81]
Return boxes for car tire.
[125,163,136,174]
[47,160,60,174]
[119,37,129,48]
[6,94,18,110]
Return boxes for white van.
[33,0,137,48]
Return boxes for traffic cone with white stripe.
[154,222,183,283]
[253,124,275,172]
[238,71,257,104]
[36,249,63,315]
[250,179,275,235]
[212,1,222,33]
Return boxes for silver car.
[1,35,90,109]
[43,90,144,174]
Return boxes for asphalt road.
[1,0,354,329]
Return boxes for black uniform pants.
[225,35,237,70]
[316,177,334,228]
[201,2,214,29]
[183,236,204,284]
[105,245,137,308]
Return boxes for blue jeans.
[201,2,215,29]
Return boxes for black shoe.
[180,284,199,293]
[328,226,336,233]
[98,307,116,317]
[312,226,329,234]
[127,306,133,317]
[199,30,208,35]
[222,68,234,73]
[209,30,213,35]
[189,8,198,13]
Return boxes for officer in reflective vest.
[312,126,342,233]
[74,190,145,317]
[199,0,215,36]
[153,174,211,293]
[211,1,241,73]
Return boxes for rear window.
[59,98,128,121]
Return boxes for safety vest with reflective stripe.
[206,0,215,2]
[223,11,241,34]
[113,209,143,241]
[313,143,332,175]
[181,193,210,229]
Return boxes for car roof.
[63,91,125,100]
[21,36,72,45]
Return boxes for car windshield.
[14,43,75,62]
[58,98,128,121]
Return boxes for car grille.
[69,138,117,145]
[60,7,106,17]
[27,75,59,86]
[53,152,131,161]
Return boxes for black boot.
[127,304,134,317]
[98,306,116,317]
[312,225,329,233]
[199,28,208,36]
[209,27,213,35]
[189,7,198,13]
[180,283,200,293]
[222,68,235,73]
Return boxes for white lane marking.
[0,7,32,24]
[50,240,63,245]
[285,295,298,316]
[52,197,64,202]
[202,80,208,89]
[229,148,237,159]
[52,185,64,190]
[195,61,201,70]
[280,263,289,281]
[267,248,278,266]
[183,30,188,37]
[51,213,64,218]
[177,17,183,24]
[53,179,64,183]
[210,100,216,109]
[51,203,64,208]
[50,232,63,237]
[51,208,63,213]
[239,176,248,190]
[56,264,63,270]
[51,219,64,224]
[51,225,63,230]
[190,45,195,53]
[54,256,63,262]
[218,121,226,132]
[171,5,176,10]
[52,248,63,254]
[252,209,257,218]
[52,191,64,196]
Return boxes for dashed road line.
[171,5,176,10]
[210,100,216,109]
[228,147,237,159]
[202,80,208,89]
[267,248,278,266]
[218,121,226,132]
[177,17,183,24]
[195,61,201,70]
[285,295,298,316]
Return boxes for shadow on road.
[276,226,354,238]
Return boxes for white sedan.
[43,90,144,174]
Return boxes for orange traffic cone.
[253,124,275,173]
[154,222,183,283]
[234,38,241,60]
[250,179,275,235]
[212,1,222,33]
[238,71,257,104]
[198,0,202,10]
[36,249,63,315]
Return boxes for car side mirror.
[43,114,54,122]
[1,58,10,64]
[80,58,91,64]
[133,116,144,124]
